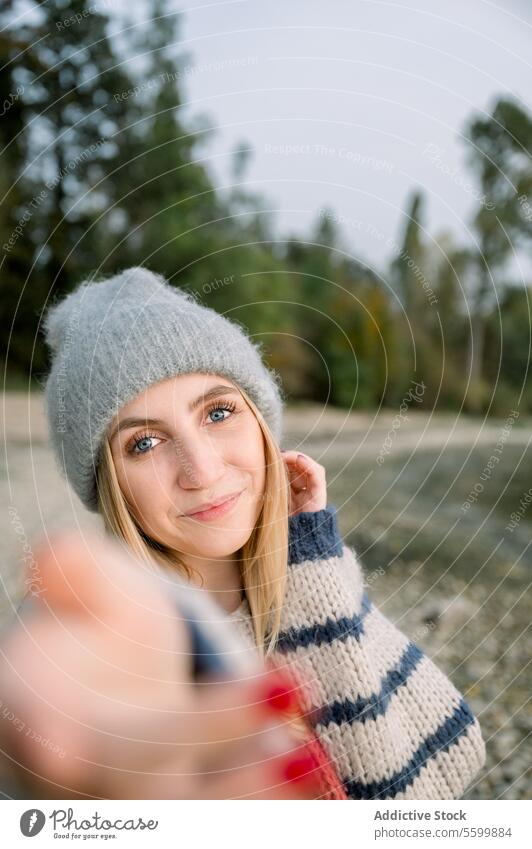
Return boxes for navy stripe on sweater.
[316,641,424,726]
[288,505,344,564]
[343,698,476,799]
[275,592,373,654]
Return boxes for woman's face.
[107,373,267,561]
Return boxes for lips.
[185,490,243,517]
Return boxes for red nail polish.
[263,681,297,714]
[281,754,317,784]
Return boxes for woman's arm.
[273,504,486,800]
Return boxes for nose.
[173,430,228,490]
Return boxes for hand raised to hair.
[280,451,328,517]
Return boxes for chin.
[187,526,253,556]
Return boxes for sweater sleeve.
[273,504,486,800]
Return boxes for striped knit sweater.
[227,505,486,800]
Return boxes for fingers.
[29,530,118,615]
[181,669,303,748]
[100,667,303,768]
[280,451,326,485]
[191,741,323,800]
[30,530,163,620]
[0,531,192,796]
[25,530,188,682]
[280,451,328,513]
[102,740,322,800]
[23,670,317,800]
[90,675,322,800]
[70,668,311,797]
[281,451,309,490]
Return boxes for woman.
[42,266,486,799]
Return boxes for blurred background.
[1,0,531,799]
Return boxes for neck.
[179,551,244,614]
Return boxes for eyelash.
[127,400,238,456]
[206,399,237,420]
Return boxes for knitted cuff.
[287,504,344,565]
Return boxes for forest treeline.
[1,0,531,413]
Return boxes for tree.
[389,190,437,399]
[462,96,532,410]
[0,0,44,376]
[0,0,238,379]
[1,0,139,378]
[484,286,532,412]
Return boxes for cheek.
[114,453,174,513]
[233,420,267,487]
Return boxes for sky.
[108,0,532,278]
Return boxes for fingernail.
[262,681,298,714]
[281,754,317,784]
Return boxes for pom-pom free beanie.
[42,266,285,512]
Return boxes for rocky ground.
[1,392,530,799]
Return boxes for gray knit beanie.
[42,266,285,512]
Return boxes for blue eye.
[207,401,237,423]
[136,437,153,453]
[130,433,161,455]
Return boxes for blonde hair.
[96,384,289,656]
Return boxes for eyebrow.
[109,384,240,442]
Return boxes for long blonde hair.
[96,384,289,656]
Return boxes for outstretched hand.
[0,531,323,800]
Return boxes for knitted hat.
[42,266,285,512]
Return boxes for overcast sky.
[110,0,532,278]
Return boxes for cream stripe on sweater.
[227,505,486,800]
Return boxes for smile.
[184,490,244,522]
